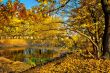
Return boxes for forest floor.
[1,51,110,73]
[24,53,110,73]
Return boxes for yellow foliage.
[39,53,110,73]
[0,0,2,2]
[63,37,73,47]
[0,39,27,46]
[44,0,48,4]
[72,34,79,42]
[60,0,66,4]
[11,17,23,23]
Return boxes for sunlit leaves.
[39,53,110,73]
[60,0,67,4]
[11,17,23,23]
[0,0,2,2]
[37,0,55,3]
[69,0,104,54]
[72,34,79,42]
[63,37,73,48]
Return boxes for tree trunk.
[101,0,110,57]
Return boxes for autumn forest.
[0,0,110,73]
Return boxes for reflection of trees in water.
[22,47,57,63]
[24,47,56,57]
[0,47,58,62]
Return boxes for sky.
[2,0,39,9]
[2,0,80,21]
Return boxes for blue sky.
[2,0,39,9]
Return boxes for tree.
[68,0,105,58]
[35,0,103,57]
[101,0,110,57]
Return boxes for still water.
[0,46,60,65]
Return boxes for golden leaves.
[72,34,79,42]
[39,56,110,73]
[63,37,73,47]
[11,17,23,23]
[60,0,67,4]
[0,0,2,2]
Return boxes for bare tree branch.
[46,0,71,13]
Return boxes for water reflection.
[0,46,58,65]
